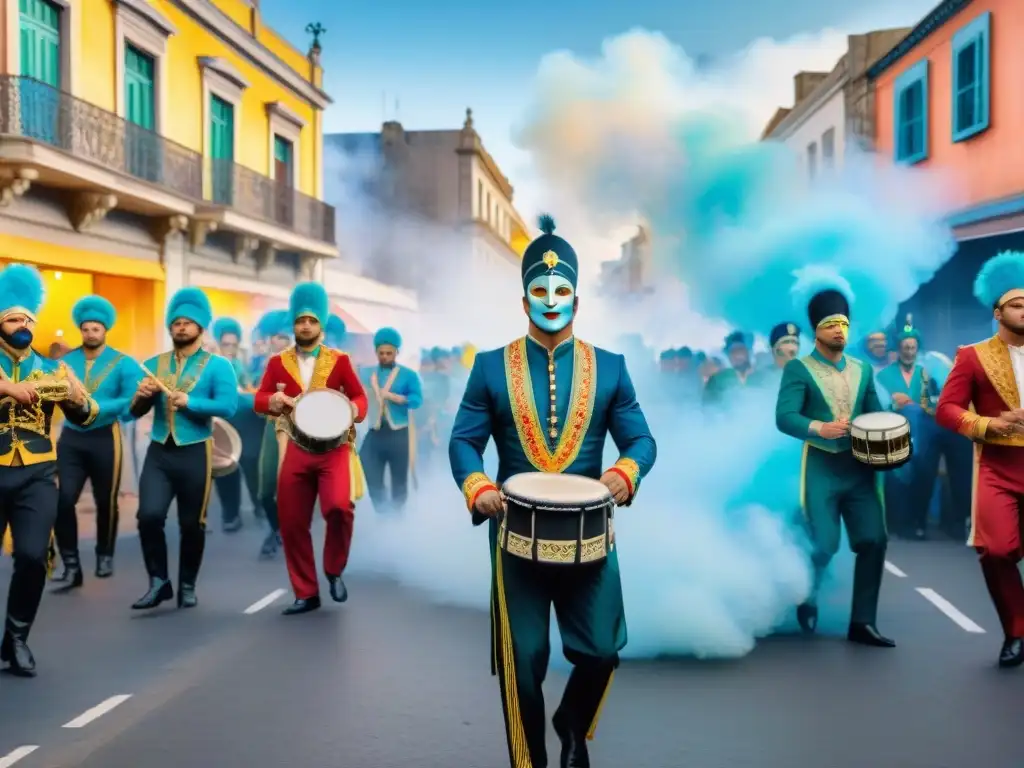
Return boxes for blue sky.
[261,0,937,215]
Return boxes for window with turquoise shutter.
[209,95,234,204]
[124,44,158,182]
[893,59,929,165]
[18,0,61,145]
[951,12,991,143]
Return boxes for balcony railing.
[0,76,336,246]
[0,75,203,199]
[209,158,335,244]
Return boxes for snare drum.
[849,412,912,470]
[283,389,354,454]
[499,472,615,566]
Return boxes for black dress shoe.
[258,531,280,559]
[847,623,896,647]
[131,578,173,610]
[177,583,198,609]
[282,596,321,615]
[998,637,1024,668]
[52,554,84,591]
[1,621,36,677]
[796,603,818,634]
[553,714,590,768]
[95,555,114,579]
[327,575,348,603]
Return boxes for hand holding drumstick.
[135,365,188,411]
[269,383,295,415]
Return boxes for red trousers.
[278,441,355,600]
[972,447,1024,638]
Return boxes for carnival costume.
[449,215,656,768]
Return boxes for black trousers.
[213,410,263,525]
[137,439,213,585]
[360,423,410,509]
[0,463,58,635]
[55,424,123,558]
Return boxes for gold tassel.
[2,525,12,555]
[350,449,365,501]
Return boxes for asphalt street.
[0,522,1018,768]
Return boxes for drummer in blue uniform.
[876,315,940,539]
[52,295,143,587]
[359,327,423,512]
[211,316,264,533]
[449,214,656,768]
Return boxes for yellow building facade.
[0,0,338,355]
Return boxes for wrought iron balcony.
[0,76,337,246]
[0,75,203,199]
[208,158,335,244]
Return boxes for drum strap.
[370,367,401,430]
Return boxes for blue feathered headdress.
[72,295,116,330]
[974,251,1024,309]
[289,282,329,324]
[521,214,579,292]
[165,287,212,329]
[0,264,44,322]
[256,309,291,339]
[374,326,402,349]
[325,314,346,345]
[212,317,242,342]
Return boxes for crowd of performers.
[2,222,1024,767]
[0,263,473,678]
[651,321,972,542]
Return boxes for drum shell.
[278,417,350,455]
[499,493,614,566]
[211,417,241,477]
[850,423,913,472]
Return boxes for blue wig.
[72,295,116,330]
[289,282,329,324]
[974,251,1024,308]
[212,317,243,342]
[258,309,292,339]
[0,264,44,321]
[374,326,402,350]
[165,287,212,329]
[325,314,346,345]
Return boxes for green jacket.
[775,349,883,453]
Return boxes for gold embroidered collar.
[503,336,596,473]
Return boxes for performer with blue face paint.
[449,214,656,768]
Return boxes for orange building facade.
[870,0,1024,350]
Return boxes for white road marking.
[916,588,986,633]
[62,694,133,728]
[244,588,287,615]
[0,747,39,767]
[884,561,907,577]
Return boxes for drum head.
[293,389,353,439]
[211,417,241,472]
[852,412,908,432]
[503,472,611,504]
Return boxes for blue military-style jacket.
[228,356,255,412]
[132,348,238,446]
[449,334,657,515]
[61,345,143,432]
[361,363,423,430]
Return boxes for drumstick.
[138,364,172,396]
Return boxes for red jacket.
[936,336,1024,467]
[254,345,368,422]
